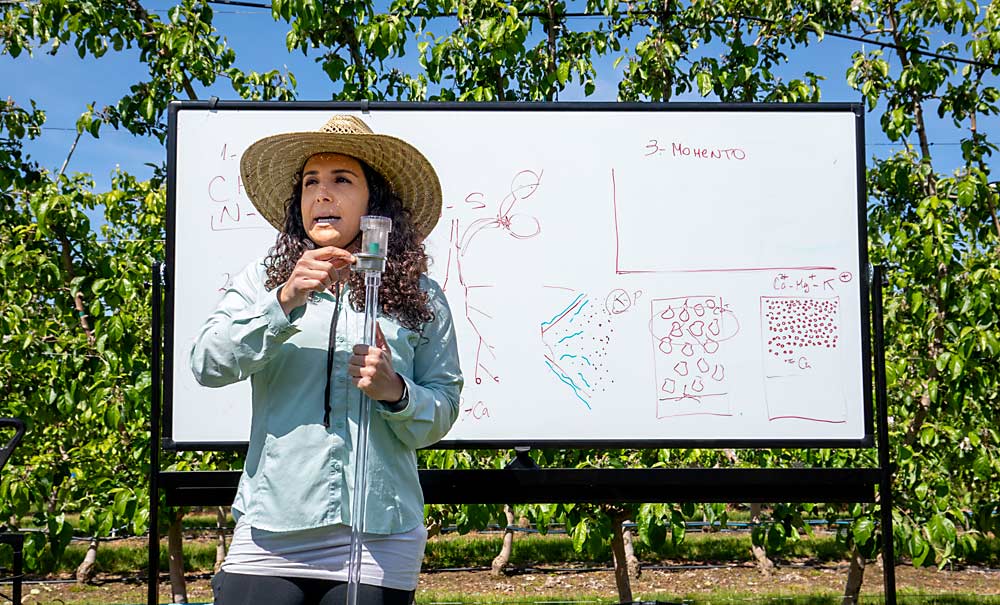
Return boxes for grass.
[424,530,1000,570]
[2,529,996,576]
[24,511,1000,568]
[423,531,855,569]
[0,540,220,575]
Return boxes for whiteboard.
[165,102,872,449]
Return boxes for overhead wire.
[205,0,271,7]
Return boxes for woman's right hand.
[278,246,356,316]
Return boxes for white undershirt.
[222,516,427,591]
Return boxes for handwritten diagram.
[649,296,739,418]
[441,169,545,387]
[540,288,617,410]
[761,296,847,423]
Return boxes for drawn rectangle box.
[650,296,735,419]
[760,296,847,423]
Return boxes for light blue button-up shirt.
[190,259,463,534]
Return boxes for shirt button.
[332,461,341,471]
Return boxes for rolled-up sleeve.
[190,261,303,388]
[378,279,463,449]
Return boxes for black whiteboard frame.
[163,100,874,451]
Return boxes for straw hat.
[240,115,442,238]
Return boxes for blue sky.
[3,1,993,192]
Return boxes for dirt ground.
[10,563,1000,604]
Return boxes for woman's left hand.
[349,323,406,402]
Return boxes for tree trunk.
[621,520,641,580]
[491,504,516,576]
[215,506,228,573]
[750,542,774,576]
[842,546,866,605]
[749,503,773,575]
[610,514,633,603]
[75,538,98,584]
[425,517,442,539]
[168,509,188,603]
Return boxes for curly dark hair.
[262,159,434,331]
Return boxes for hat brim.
[240,131,442,238]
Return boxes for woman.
[190,115,463,605]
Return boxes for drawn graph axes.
[610,168,837,275]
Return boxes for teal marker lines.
[541,293,585,332]
[541,290,613,410]
[544,359,591,409]
[558,353,593,366]
[569,300,589,323]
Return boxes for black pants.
[211,570,414,605]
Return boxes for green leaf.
[108,316,124,342]
[956,179,976,206]
[972,454,992,481]
[556,61,570,86]
[928,513,956,549]
[142,96,155,122]
[571,518,590,553]
[696,71,712,96]
[647,516,667,549]
[949,353,964,381]
[766,523,786,552]
[47,513,74,557]
[852,517,875,546]
[98,508,115,536]
[670,510,686,545]
[911,534,931,567]
[105,403,121,428]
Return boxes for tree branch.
[58,130,83,178]
[656,0,676,101]
[883,4,943,447]
[337,16,368,97]
[886,2,934,190]
[544,0,559,101]
[987,183,1000,242]
[58,234,95,346]
[969,68,1000,242]
[125,0,199,101]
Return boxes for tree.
[2,2,998,601]
[848,0,1000,586]
[0,100,164,573]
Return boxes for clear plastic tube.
[347,216,391,605]
[347,271,381,605]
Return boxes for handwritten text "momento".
[671,142,746,160]
[644,139,748,160]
